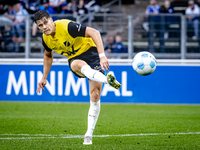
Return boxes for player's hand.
[100,56,109,71]
[36,78,47,94]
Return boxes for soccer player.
[35,10,121,145]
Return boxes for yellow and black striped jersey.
[42,19,96,59]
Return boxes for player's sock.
[85,100,100,137]
[81,65,108,84]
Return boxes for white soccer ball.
[132,51,157,76]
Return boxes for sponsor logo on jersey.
[61,45,80,56]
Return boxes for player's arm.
[43,50,53,80]
[85,27,109,71]
[36,50,53,93]
[36,36,54,93]
[68,22,109,71]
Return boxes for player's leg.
[70,59,121,89]
[70,59,107,83]
[83,80,102,145]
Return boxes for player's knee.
[78,63,86,71]
[71,60,86,72]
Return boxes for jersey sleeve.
[68,22,86,38]
[42,37,52,52]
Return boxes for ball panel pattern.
[141,53,148,58]
[150,61,155,68]
[137,62,145,70]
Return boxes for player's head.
[34,10,55,35]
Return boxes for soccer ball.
[132,51,157,76]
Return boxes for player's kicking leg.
[82,65,121,89]
[106,72,121,89]
[70,60,121,89]
[83,80,102,145]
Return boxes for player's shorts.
[68,47,105,78]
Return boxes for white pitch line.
[0,132,200,140]
[1,134,53,136]
[93,132,200,137]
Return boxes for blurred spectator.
[61,2,73,14]
[4,4,16,21]
[186,0,200,40]
[145,0,160,15]
[160,0,174,40]
[13,2,29,42]
[39,0,56,19]
[32,0,56,36]
[1,25,15,52]
[28,0,40,14]
[49,0,66,13]
[77,0,88,16]
[61,1,75,20]
[71,0,78,18]
[0,4,5,14]
[85,0,101,13]
[160,0,173,14]
[145,0,161,52]
[61,0,78,18]
[19,0,26,9]
[4,4,16,43]
[0,4,8,51]
[113,35,127,53]
[104,35,115,54]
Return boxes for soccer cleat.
[83,136,92,145]
[107,72,121,89]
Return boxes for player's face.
[36,17,55,36]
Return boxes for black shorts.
[68,47,105,78]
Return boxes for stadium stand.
[0,0,200,58]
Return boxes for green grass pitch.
[0,102,200,150]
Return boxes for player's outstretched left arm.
[85,27,109,71]
[36,50,53,93]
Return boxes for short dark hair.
[34,10,50,23]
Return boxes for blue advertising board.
[0,64,199,104]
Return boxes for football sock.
[81,65,108,84]
[85,100,100,137]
